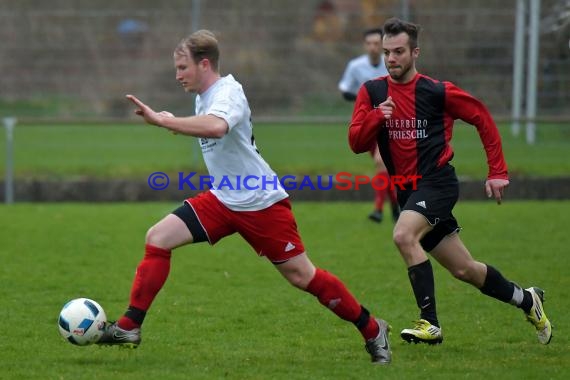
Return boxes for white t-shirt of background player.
[194,74,288,211]
[338,54,388,95]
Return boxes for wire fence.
[0,0,569,122]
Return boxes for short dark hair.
[382,18,420,49]
[363,28,383,39]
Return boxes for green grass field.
[0,122,569,180]
[0,201,568,379]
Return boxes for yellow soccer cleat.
[525,287,553,344]
[400,319,443,344]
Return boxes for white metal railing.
[3,117,16,204]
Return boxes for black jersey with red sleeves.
[348,73,508,182]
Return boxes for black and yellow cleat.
[525,287,553,344]
[401,319,443,345]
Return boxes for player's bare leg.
[430,233,486,286]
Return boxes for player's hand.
[485,178,509,205]
[126,94,163,126]
[377,96,396,120]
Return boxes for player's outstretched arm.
[126,94,228,138]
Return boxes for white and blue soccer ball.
[58,298,107,346]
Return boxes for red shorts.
[185,191,305,263]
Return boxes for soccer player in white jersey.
[97,29,391,364]
[339,28,400,224]
[339,28,389,101]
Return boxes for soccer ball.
[58,298,107,346]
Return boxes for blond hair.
[175,29,219,71]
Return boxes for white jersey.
[338,54,388,95]
[195,74,288,211]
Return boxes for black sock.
[408,260,439,327]
[354,306,371,330]
[125,305,147,325]
[479,264,533,313]
[520,289,533,314]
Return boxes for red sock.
[306,268,379,341]
[373,170,389,211]
[361,316,380,341]
[118,244,171,330]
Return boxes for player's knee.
[393,228,416,251]
[145,224,165,247]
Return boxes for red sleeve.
[348,85,386,153]
[444,82,509,180]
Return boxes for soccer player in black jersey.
[348,17,552,345]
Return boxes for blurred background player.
[97,29,391,364]
[339,28,400,223]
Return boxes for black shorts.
[398,164,461,252]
